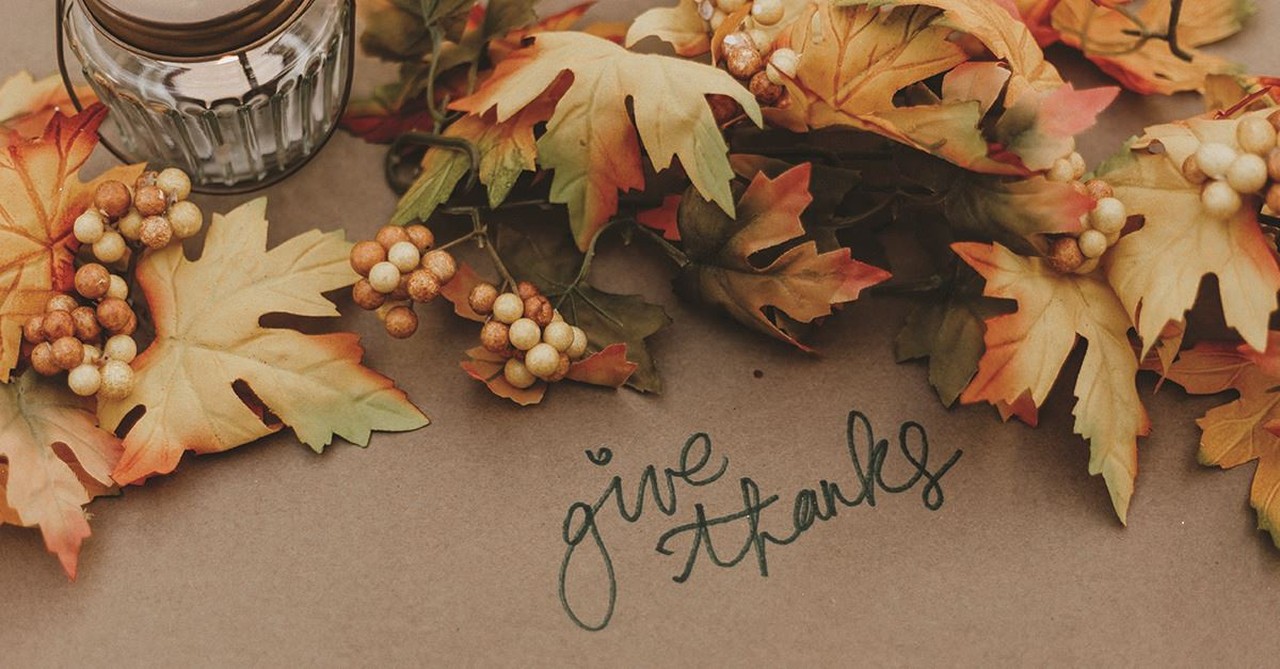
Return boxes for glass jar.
[59,0,353,192]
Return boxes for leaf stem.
[632,221,690,268]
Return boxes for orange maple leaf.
[955,242,1151,522]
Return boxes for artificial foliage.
[2,0,1280,576]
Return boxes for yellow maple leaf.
[1163,335,1280,546]
[97,199,428,485]
[1051,0,1253,95]
[0,373,121,579]
[625,0,711,56]
[955,242,1150,522]
[0,106,142,382]
[453,31,762,250]
[1102,109,1280,357]
[0,71,96,146]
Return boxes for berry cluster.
[706,0,796,108]
[1043,150,1129,274]
[1180,111,1280,218]
[22,262,138,399]
[349,224,457,338]
[469,281,589,389]
[74,167,203,261]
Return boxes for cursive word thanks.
[557,409,963,631]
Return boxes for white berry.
[566,326,589,360]
[167,200,203,239]
[81,344,102,366]
[1046,158,1075,183]
[1201,180,1242,218]
[1089,197,1127,234]
[67,364,102,397]
[156,167,192,200]
[99,359,135,400]
[492,293,524,324]
[503,358,537,389]
[525,343,560,380]
[543,321,574,352]
[508,318,542,351]
[1195,142,1237,179]
[765,48,798,84]
[117,209,144,240]
[1067,152,1087,180]
[752,0,784,25]
[73,210,106,244]
[1077,230,1107,259]
[107,274,128,300]
[1226,153,1268,194]
[104,334,137,363]
[367,262,401,294]
[1237,117,1278,155]
[93,231,127,263]
[386,241,421,273]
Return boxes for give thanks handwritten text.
[557,409,963,631]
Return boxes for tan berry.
[516,281,540,300]
[117,209,144,240]
[167,200,203,238]
[46,293,78,314]
[566,326,589,360]
[73,210,106,244]
[103,334,137,363]
[67,364,102,397]
[723,42,763,79]
[352,279,386,311]
[29,342,59,376]
[96,298,133,334]
[749,72,783,105]
[542,321,574,352]
[480,320,511,353]
[134,170,158,191]
[492,292,524,324]
[1084,179,1114,201]
[134,185,168,216]
[349,240,386,276]
[1266,183,1280,213]
[383,306,418,339]
[93,230,128,263]
[422,250,457,283]
[99,359,135,399]
[1046,236,1084,273]
[41,310,75,340]
[140,215,173,249]
[548,353,571,383]
[389,274,411,302]
[524,295,554,327]
[81,344,101,366]
[75,263,111,300]
[22,315,44,344]
[468,282,499,315]
[406,269,441,302]
[51,336,84,370]
[508,318,542,351]
[71,306,101,342]
[1268,147,1280,183]
[367,261,401,294]
[156,167,192,200]
[503,358,537,389]
[375,225,410,249]
[405,224,434,251]
[94,180,131,218]
[707,94,742,126]
[1181,154,1207,185]
[525,342,560,380]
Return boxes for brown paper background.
[4,1,1280,665]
